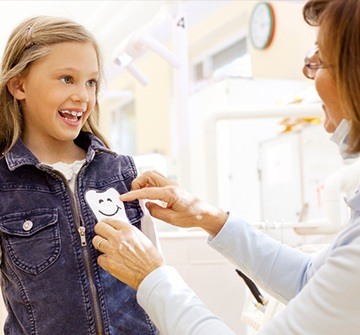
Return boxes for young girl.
[0,16,159,334]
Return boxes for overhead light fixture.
[112,4,182,86]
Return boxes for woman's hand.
[120,170,228,237]
[92,218,165,290]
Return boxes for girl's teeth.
[60,110,83,117]
[58,110,84,122]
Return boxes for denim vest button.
[23,220,33,231]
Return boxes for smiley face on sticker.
[85,188,129,223]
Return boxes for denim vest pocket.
[0,208,61,275]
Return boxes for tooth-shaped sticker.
[85,188,129,223]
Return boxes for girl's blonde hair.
[303,0,360,154]
[0,15,109,154]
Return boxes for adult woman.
[93,0,360,334]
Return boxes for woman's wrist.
[201,206,228,238]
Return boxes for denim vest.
[0,132,158,335]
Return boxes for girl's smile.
[58,109,86,127]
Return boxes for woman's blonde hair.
[303,0,360,154]
[0,15,109,154]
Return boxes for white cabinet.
[259,125,344,223]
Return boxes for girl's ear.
[6,76,26,100]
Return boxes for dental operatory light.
[112,2,182,86]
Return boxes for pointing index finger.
[120,187,169,204]
[130,170,173,190]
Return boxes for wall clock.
[249,2,275,50]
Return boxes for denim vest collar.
[5,132,113,171]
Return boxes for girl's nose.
[72,87,89,104]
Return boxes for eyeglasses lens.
[304,47,320,79]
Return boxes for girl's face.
[19,42,99,149]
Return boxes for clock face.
[250,2,275,50]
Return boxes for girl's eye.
[87,79,98,88]
[60,76,73,84]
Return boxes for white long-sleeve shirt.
[137,191,360,334]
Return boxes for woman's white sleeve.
[209,213,311,303]
[137,266,236,335]
[258,236,360,334]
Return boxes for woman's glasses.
[303,46,327,80]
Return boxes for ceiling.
[0,1,231,84]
